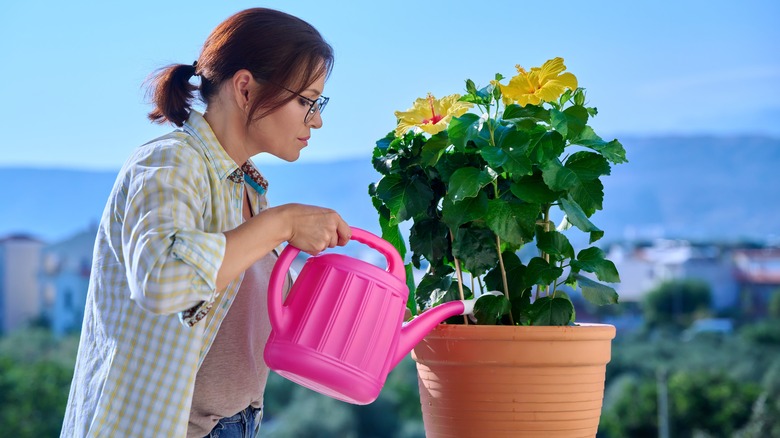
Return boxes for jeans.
[203,405,263,438]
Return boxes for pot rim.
[426,322,616,341]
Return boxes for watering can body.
[264,227,467,405]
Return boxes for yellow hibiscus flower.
[394,93,473,137]
[499,57,578,107]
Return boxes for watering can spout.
[392,300,471,368]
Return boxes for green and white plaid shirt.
[61,111,270,437]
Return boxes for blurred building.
[0,234,45,333]
[733,248,780,318]
[607,239,739,311]
[39,226,96,336]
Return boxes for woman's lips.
[298,136,310,146]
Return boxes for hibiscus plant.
[369,57,628,326]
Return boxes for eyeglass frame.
[276,84,329,124]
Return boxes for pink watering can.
[264,227,474,405]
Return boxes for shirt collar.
[182,110,268,194]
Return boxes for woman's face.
[247,73,327,162]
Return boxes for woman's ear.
[230,69,256,111]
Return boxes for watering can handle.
[267,227,405,332]
[267,243,299,332]
[348,227,405,281]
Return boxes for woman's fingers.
[281,204,350,254]
[336,220,352,246]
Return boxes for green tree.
[262,356,425,437]
[735,360,780,438]
[0,328,78,437]
[599,369,761,438]
[739,319,780,345]
[669,370,761,437]
[642,279,712,329]
[768,288,780,319]
[264,387,358,438]
[599,374,659,437]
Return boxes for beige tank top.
[187,252,276,437]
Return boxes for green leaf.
[405,263,416,315]
[571,247,621,283]
[442,191,489,230]
[485,251,528,295]
[452,225,498,276]
[415,272,455,310]
[509,286,533,325]
[419,132,449,167]
[535,228,575,261]
[529,296,574,326]
[525,257,564,287]
[562,105,589,140]
[503,104,550,123]
[550,108,569,138]
[575,274,619,305]
[568,178,604,216]
[601,139,628,164]
[466,122,494,151]
[447,113,481,151]
[472,293,511,325]
[485,199,539,245]
[558,197,604,243]
[375,174,434,224]
[435,152,472,184]
[528,129,565,165]
[448,167,495,201]
[571,126,628,164]
[375,131,395,151]
[496,129,534,175]
[510,172,560,204]
[479,144,507,168]
[409,219,450,267]
[375,206,406,260]
[371,151,400,176]
[564,151,611,180]
[542,159,578,191]
[541,152,608,216]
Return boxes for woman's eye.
[298,97,311,107]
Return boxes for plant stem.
[496,234,515,325]
[537,205,553,298]
[450,230,469,325]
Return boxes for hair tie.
[191,61,200,77]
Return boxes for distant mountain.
[597,135,780,243]
[1,135,779,244]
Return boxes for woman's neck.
[203,101,251,167]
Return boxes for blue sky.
[1,0,778,170]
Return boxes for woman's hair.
[146,8,334,127]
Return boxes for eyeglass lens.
[304,96,328,123]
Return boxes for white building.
[0,234,45,333]
[607,239,738,311]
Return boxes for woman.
[60,8,350,437]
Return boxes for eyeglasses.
[278,85,329,124]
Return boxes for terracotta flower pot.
[412,323,616,438]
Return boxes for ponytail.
[146,62,198,127]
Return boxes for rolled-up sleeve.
[120,141,228,316]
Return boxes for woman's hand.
[276,203,351,255]
[218,203,349,290]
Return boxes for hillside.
[1,135,778,244]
